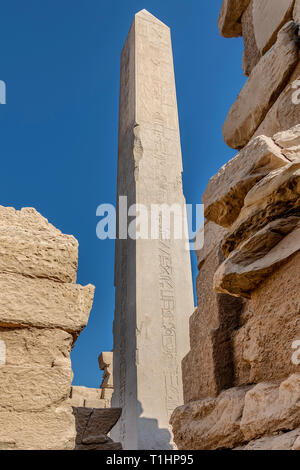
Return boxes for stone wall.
[0,206,95,450]
[171,1,300,451]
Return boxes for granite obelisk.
[112,10,194,450]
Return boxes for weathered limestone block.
[223,22,299,149]
[0,327,73,368]
[218,0,251,38]
[241,1,261,77]
[0,273,95,333]
[214,221,300,297]
[241,374,300,441]
[253,0,295,54]
[0,366,72,412]
[222,162,300,258]
[235,428,300,450]
[233,252,300,384]
[274,124,300,161]
[203,136,288,228]
[253,62,300,139]
[0,226,78,284]
[74,407,122,450]
[194,222,228,267]
[170,386,250,450]
[0,405,75,450]
[70,386,106,409]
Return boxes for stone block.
[0,273,95,333]
[252,0,294,54]
[233,252,300,384]
[223,22,298,149]
[203,135,287,228]
[74,407,122,447]
[171,386,250,450]
[218,0,251,38]
[253,62,300,139]
[222,162,300,258]
[0,405,75,450]
[241,1,261,77]
[0,327,73,368]
[294,0,300,23]
[235,428,300,450]
[70,386,105,408]
[0,365,72,412]
[214,221,300,297]
[241,374,300,441]
[0,226,78,284]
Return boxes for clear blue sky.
[0,0,245,387]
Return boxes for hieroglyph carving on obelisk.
[112,10,194,450]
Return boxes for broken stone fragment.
[223,21,299,149]
[0,273,95,333]
[73,407,122,449]
[214,222,300,297]
[203,135,288,228]
[218,0,251,38]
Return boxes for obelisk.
[112,10,194,450]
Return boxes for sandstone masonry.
[0,206,95,450]
[171,2,300,451]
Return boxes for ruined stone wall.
[0,206,95,450]
[171,1,300,451]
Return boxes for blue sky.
[0,0,246,387]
